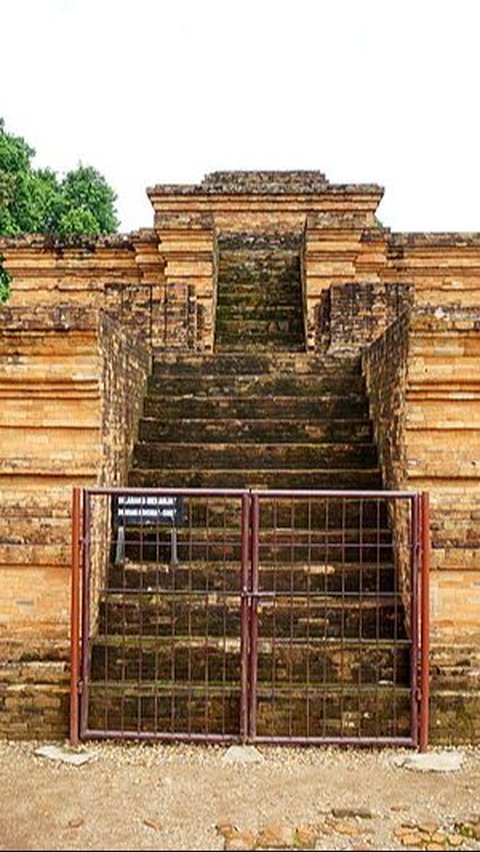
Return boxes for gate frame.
[70,487,430,750]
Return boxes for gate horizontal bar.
[85,486,250,497]
[253,489,417,499]
[251,736,416,747]
[84,730,241,743]
[85,486,418,499]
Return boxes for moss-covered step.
[90,635,410,686]
[143,394,370,420]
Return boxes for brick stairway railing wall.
[404,307,480,743]
[302,213,386,349]
[99,312,151,487]
[316,281,412,354]
[362,310,410,492]
[361,309,411,639]
[0,306,150,737]
[155,213,218,351]
[363,305,480,742]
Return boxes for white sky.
[1,0,480,233]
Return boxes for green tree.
[0,118,119,236]
[0,118,120,300]
[58,164,118,235]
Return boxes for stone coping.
[0,305,99,331]
[390,232,480,247]
[147,181,384,197]
[0,232,138,251]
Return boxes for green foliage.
[0,117,119,238]
[0,255,11,302]
[58,165,119,235]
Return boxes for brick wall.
[404,307,480,741]
[0,306,151,737]
[362,309,412,634]
[0,230,216,353]
[363,304,480,742]
[318,281,411,354]
[99,312,151,486]
[362,310,410,489]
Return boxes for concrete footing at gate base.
[0,170,479,744]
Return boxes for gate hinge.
[77,679,84,695]
[415,687,422,703]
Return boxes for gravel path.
[0,740,479,850]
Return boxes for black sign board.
[114,494,184,527]
[112,494,184,565]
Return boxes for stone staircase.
[215,233,305,351]
[128,352,380,491]
[87,235,411,742]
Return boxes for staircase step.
[107,560,397,594]
[215,336,305,352]
[216,318,304,336]
[87,682,411,738]
[217,270,300,284]
[255,686,411,739]
[98,592,404,639]
[151,353,361,376]
[128,468,382,490]
[143,395,369,420]
[91,636,409,685]
[147,373,364,397]
[138,418,372,444]
[119,531,393,565]
[217,304,303,319]
[214,342,306,352]
[109,498,388,531]
[218,290,300,307]
[218,260,300,273]
[133,442,378,470]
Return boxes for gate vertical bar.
[70,487,82,747]
[419,492,431,752]
[240,493,251,743]
[409,495,420,747]
[79,489,92,737]
[248,493,260,740]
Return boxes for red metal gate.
[71,488,430,749]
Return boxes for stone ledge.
[0,305,99,332]
[0,233,135,251]
[391,232,480,248]
[148,172,384,198]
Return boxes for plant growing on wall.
[0,256,10,302]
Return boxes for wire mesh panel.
[249,491,419,746]
[76,487,422,746]
[80,488,249,742]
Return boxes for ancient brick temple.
[0,170,479,742]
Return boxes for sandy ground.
[0,740,479,851]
